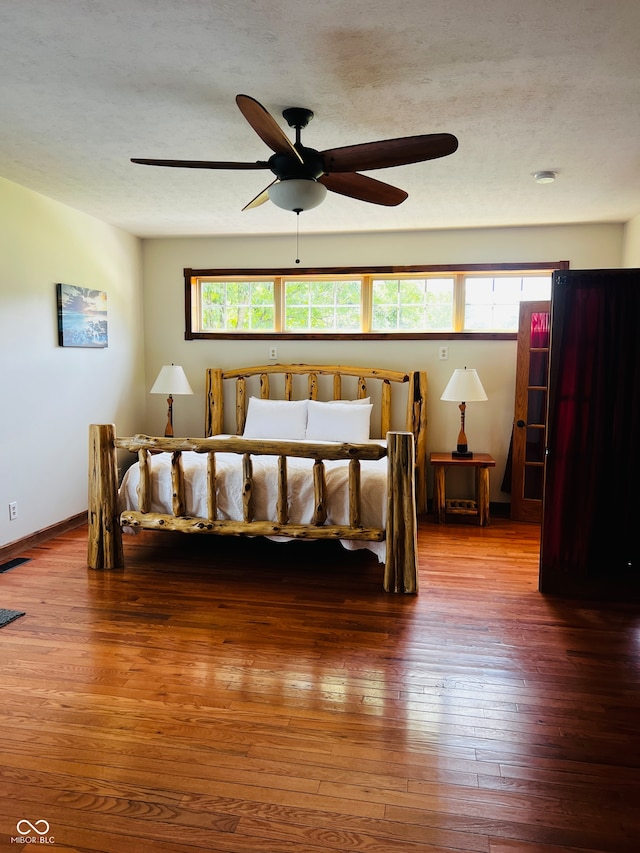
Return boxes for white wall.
[141,222,624,504]
[0,177,145,549]
[623,214,640,267]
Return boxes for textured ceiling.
[1,0,639,238]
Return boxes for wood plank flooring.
[0,518,638,852]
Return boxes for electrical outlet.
[8,501,17,521]
[269,346,278,360]
[439,346,449,360]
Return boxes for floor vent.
[0,557,32,574]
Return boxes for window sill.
[186,331,518,341]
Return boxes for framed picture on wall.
[57,283,108,348]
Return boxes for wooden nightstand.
[430,452,496,526]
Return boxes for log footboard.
[88,424,123,570]
[87,425,418,593]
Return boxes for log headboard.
[204,363,427,513]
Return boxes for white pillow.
[306,399,373,442]
[242,397,308,440]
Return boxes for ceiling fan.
[131,94,458,213]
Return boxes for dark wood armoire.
[539,268,640,599]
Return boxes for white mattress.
[118,437,388,561]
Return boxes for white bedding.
[118,437,388,561]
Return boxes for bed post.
[205,369,224,437]
[88,424,124,570]
[407,370,428,514]
[384,431,418,593]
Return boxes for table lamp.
[150,364,193,437]
[440,367,487,458]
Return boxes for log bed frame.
[88,364,427,593]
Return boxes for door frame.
[511,300,550,523]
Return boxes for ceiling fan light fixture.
[533,170,557,184]
[268,179,327,212]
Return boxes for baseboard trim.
[0,512,87,563]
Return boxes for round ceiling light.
[268,179,327,212]
[533,170,557,184]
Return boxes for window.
[285,279,361,331]
[199,279,274,331]
[463,275,553,331]
[186,262,566,340]
[371,277,454,331]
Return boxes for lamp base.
[452,449,473,458]
[164,395,174,438]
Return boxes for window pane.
[286,282,309,304]
[203,305,224,328]
[284,280,361,331]
[464,275,551,331]
[465,304,493,330]
[202,282,224,304]
[400,306,423,328]
[493,305,519,329]
[524,464,544,499]
[427,304,453,328]
[371,277,453,331]
[522,276,552,299]
[311,307,333,328]
[337,281,360,304]
[335,307,361,329]
[287,307,308,327]
[200,280,275,331]
[250,307,274,329]
[465,278,493,304]
[373,305,397,330]
[493,277,521,304]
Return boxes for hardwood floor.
[0,518,638,852]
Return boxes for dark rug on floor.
[0,609,25,628]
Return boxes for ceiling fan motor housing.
[268,147,324,181]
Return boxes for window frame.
[185,261,569,341]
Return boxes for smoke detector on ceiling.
[533,170,557,184]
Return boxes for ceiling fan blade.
[320,172,408,206]
[242,180,277,211]
[321,133,458,173]
[236,94,303,164]
[131,158,269,170]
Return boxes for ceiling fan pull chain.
[295,210,301,264]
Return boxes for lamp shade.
[150,364,193,395]
[440,368,487,402]
[268,179,327,212]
